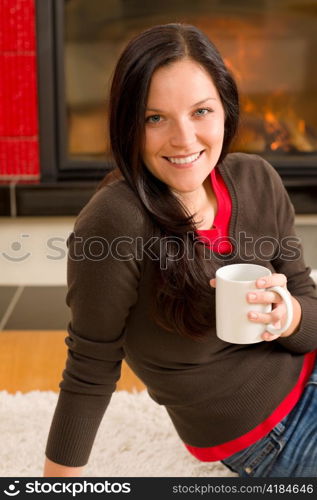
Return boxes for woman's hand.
[210,273,302,342]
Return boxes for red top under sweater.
[187,166,316,462]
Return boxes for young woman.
[44,23,317,477]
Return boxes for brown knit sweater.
[45,153,317,466]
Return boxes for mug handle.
[265,286,293,336]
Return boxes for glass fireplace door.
[59,0,317,174]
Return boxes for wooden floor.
[0,330,145,393]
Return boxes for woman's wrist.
[43,457,84,477]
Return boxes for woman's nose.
[169,119,196,148]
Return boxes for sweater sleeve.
[265,161,317,354]
[45,183,143,466]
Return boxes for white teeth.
[167,152,201,164]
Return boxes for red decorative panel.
[0,0,36,51]
[0,54,38,136]
[0,0,39,179]
[0,139,39,177]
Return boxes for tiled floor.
[0,286,70,330]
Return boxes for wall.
[0,0,39,180]
[0,216,74,285]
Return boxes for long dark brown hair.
[101,23,239,339]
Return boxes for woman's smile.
[163,150,205,168]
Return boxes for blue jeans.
[221,358,317,477]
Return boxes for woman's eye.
[195,108,211,117]
[145,114,162,124]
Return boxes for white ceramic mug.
[215,263,293,344]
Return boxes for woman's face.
[142,58,225,196]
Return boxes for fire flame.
[225,53,315,153]
[264,110,290,152]
[235,98,314,153]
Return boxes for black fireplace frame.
[36,0,111,182]
[32,0,317,216]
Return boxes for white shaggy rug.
[0,390,236,477]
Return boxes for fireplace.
[36,0,317,208]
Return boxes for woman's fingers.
[262,331,280,342]
[248,303,285,325]
[248,303,287,341]
[256,273,287,289]
[247,290,282,305]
